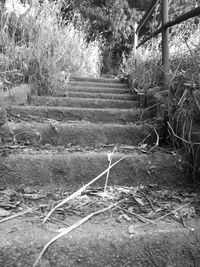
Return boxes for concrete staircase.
[1,77,180,187]
[0,77,199,267]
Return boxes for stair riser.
[68,86,129,94]
[2,123,152,147]
[70,81,128,89]
[67,92,138,101]
[30,97,138,109]
[0,152,182,188]
[9,106,141,124]
[70,76,123,83]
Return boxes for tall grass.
[124,13,200,181]
[0,0,102,95]
[124,13,200,93]
[124,38,162,92]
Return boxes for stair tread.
[69,81,128,89]
[70,76,124,83]
[66,91,137,100]
[32,96,136,103]
[68,86,129,94]
[0,145,176,156]
[30,96,138,109]
[1,216,198,267]
[10,105,139,111]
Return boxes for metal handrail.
[136,0,159,34]
[138,6,200,48]
[133,0,200,91]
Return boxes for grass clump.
[0,0,102,95]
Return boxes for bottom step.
[1,217,200,266]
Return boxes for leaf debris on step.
[0,184,197,226]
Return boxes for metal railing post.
[133,22,138,67]
[161,0,170,91]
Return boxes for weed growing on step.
[0,0,102,95]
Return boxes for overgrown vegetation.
[124,0,200,181]
[61,0,144,74]
[0,0,102,95]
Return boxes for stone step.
[2,122,152,147]
[0,149,181,188]
[69,81,128,89]
[70,76,123,84]
[8,106,141,124]
[68,85,129,94]
[66,91,137,101]
[30,96,138,109]
[1,217,199,267]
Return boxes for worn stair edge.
[30,96,139,109]
[66,91,138,101]
[1,218,200,267]
[70,76,124,84]
[8,106,142,124]
[0,151,183,188]
[67,86,130,94]
[2,122,153,147]
[69,81,128,89]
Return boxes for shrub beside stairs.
[0,77,200,266]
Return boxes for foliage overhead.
[60,0,143,53]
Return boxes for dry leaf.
[134,197,144,206]
[23,193,46,200]
[50,123,59,133]
[160,190,169,197]
[0,207,11,217]
[107,153,112,161]
[128,225,135,234]
[122,214,131,221]
[116,214,123,223]
[128,206,134,213]
[140,144,147,149]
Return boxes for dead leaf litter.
[0,184,198,226]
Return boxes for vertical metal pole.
[161,0,170,91]
[133,22,138,67]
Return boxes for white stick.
[34,203,118,267]
[43,156,127,223]
[104,146,116,193]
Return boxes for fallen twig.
[130,201,193,231]
[34,203,118,267]
[148,127,159,153]
[43,156,127,223]
[0,208,34,224]
[119,207,156,224]
[104,146,116,193]
[139,133,151,145]
[154,201,193,222]
[139,190,156,212]
[0,203,17,209]
[0,202,57,224]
